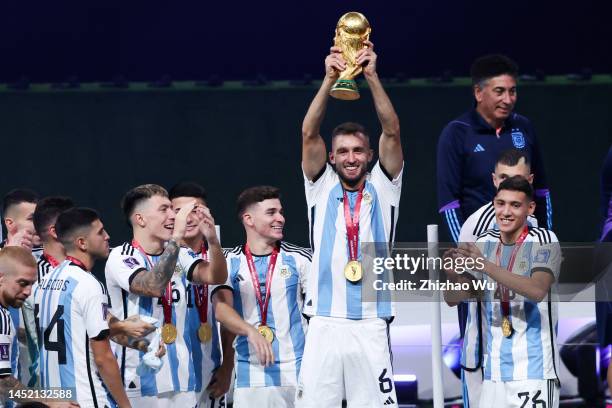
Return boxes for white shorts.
[480,379,559,408]
[462,368,483,408]
[233,386,295,408]
[136,391,197,408]
[295,316,397,408]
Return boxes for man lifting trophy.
[329,11,371,100]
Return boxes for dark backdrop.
[1,1,610,82]
[1,79,610,248]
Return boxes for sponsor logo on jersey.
[511,129,526,148]
[0,343,9,361]
[473,143,486,152]
[123,257,140,269]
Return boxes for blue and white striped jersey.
[33,260,110,407]
[105,242,197,397]
[303,162,402,320]
[177,246,222,391]
[218,242,310,388]
[0,305,16,378]
[473,227,561,381]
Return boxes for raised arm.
[302,46,346,180]
[190,207,228,285]
[358,40,402,178]
[129,201,195,297]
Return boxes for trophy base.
[330,79,360,100]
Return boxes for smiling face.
[329,133,373,188]
[494,189,535,241]
[135,195,176,242]
[242,198,285,243]
[474,74,517,128]
[171,196,206,240]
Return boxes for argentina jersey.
[33,260,110,407]
[303,161,402,319]
[475,227,561,382]
[219,242,310,388]
[0,305,18,408]
[176,246,222,392]
[105,242,197,397]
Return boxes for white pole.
[427,224,444,407]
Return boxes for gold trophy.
[329,12,371,100]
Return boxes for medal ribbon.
[343,184,364,262]
[244,243,279,327]
[65,255,86,270]
[43,252,61,268]
[132,239,172,325]
[194,243,209,324]
[494,226,529,319]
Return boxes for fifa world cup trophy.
[329,12,371,100]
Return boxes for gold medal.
[501,316,513,337]
[344,260,362,282]
[161,323,178,344]
[198,323,212,343]
[257,325,274,343]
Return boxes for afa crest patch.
[511,129,526,149]
[279,265,292,279]
[534,248,551,264]
[0,343,9,361]
[123,257,140,269]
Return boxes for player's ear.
[527,200,536,216]
[49,225,58,240]
[527,173,534,184]
[367,148,374,163]
[242,213,254,228]
[4,217,16,234]
[76,236,87,251]
[328,151,336,165]
[133,213,146,228]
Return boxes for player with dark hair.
[105,184,216,407]
[168,181,230,407]
[2,189,40,254]
[213,186,310,407]
[298,41,403,407]
[445,176,561,407]
[34,207,132,407]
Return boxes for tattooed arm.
[128,201,196,297]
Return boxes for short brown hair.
[236,186,281,219]
[331,122,370,145]
[121,184,168,222]
[0,247,37,276]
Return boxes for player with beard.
[297,41,403,407]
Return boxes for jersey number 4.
[34,304,67,364]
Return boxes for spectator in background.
[437,54,552,243]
